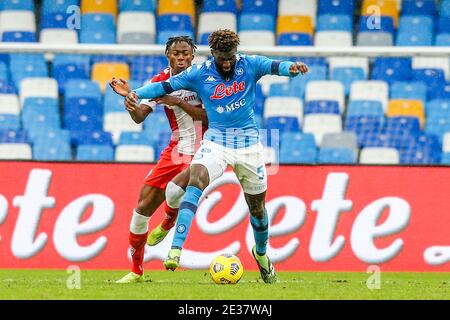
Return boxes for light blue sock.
[171,185,203,249]
[250,209,269,256]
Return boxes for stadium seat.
[0,80,15,94]
[443,133,450,153]
[358,15,395,34]
[257,74,290,96]
[80,14,116,44]
[158,0,195,23]
[328,57,369,76]
[346,100,384,117]
[318,0,354,15]
[401,0,437,17]
[441,152,450,165]
[64,108,103,133]
[396,31,433,46]
[361,0,399,26]
[104,112,143,144]
[435,33,450,46]
[425,117,450,143]
[30,128,71,145]
[241,0,278,16]
[81,0,117,16]
[427,99,450,119]
[304,100,340,115]
[279,0,317,27]
[278,33,312,46]
[303,114,342,145]
[9,54,48,87]
[41,0,79,14]
[263,97,303,124]
[331,67,366,95]
[359,147,400,164]
[2,31,36,42]
[197,12,237,39]
[76,144,114,161]
[0,129,29,143]
[386,100,425,127]
[65,97,101,116]
[40,29,78,44]
[265,116,301,134]
[239,13,275,32]
[119,0,155,12]
[385,116,421,138]
[0,94,20,115]
[321,132,358,153]
[115,145,155,162]
[0,114,20,130]
[350,81,389,111]
[412,57,450,81]
[65,80,102,102]
[277,16,313,35]
[70,130,113,146]
[399,16,434,34]
[279,148,317,164]
[318,147,357,164]
[371,57,412,85]
[119,131,156,146]
[317,14,352,32]
[91,62,130,92]
[19,78,58,104]
[117,12,156,44]
[345,115,385,141]
[239,31,276,46]
[0,142,32,159]
[130,55,168,83]
[314,31,353,46]
[390,82,427,103]
[52,62,89,93]
[202,0,237,14]
[1,0,34,10]
[412,68,446,101]
[33,140,72,161]
[0,11,36,38]
[305,81,345,113]
[441,0,450,17]
[357,32,393,46]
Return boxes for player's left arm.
[155,95,208,125]
[251,55,309,79]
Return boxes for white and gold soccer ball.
[209,254,244,284]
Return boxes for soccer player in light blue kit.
[128,29,308,283]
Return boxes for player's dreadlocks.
[208,29,240,52]
[165,36,197,55]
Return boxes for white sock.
[129,210,150,235]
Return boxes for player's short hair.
[208,29,240,53]
[165,36,197,55]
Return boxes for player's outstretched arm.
[278,61,309,77]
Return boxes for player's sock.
[250,208,269,257]
[129,209,150,276]
[161,201,179,231]
[171,185,202,249]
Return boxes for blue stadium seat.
[80,30,116,44]
[80,14,116,44]
[130,55,168,83]
[65,80,102,101]
[400,147,437,165]
[390,81,427,102]
[33,141,72,161]
[265,116,300,134]
[119,131,156,146]
[65,97,102,116]
[70,130,113,146]
[318,147,357,164]
[143,113,172,137]
[52,63,90,93]
[304,101,340,115]
[0,129,29,143]
[432,82,450,100]
[53,54,91,74]
[9,54,48,87]
[104,86,126,113]
[441,0,450,17]
[30,128,71,145]
[241,0,278,16]
[412,69,446,101]
[278,33,313,46]
[281,132,317,150]
[0,114,20,130]
[22,106,60,130]
[41,12,73,29]
[239,13,275,32]
[385,117,421,137]
[76,144,114,161]
[157,30,195,45]
[426,100,450,118]
[398,16,434,34]
[0,80,16,94]
[2,32,36,43]
[396,31,433,46]
[360,132,400,149]
[435,33,450,46]
[401,0,437,17]
[347,101,384,117]
[345,115,385,138]
[290,65,328,97]
[268,83,299,98]
[202,0,237,14]
[157,14,193,32]
[331,67,366,95]
[41,0,79,14]
[441,152,450,165]
[317,14,352,31]
[91,54,129,65]
[119,0,155,12]
[0,0,34,10]
[22,97,58,115]
[425,117,450,143]
[64,110,103,133]
[437,17,450,34]
[0,62,8,81]
[318,0,354,15]
[359,16,394,34]
[371,57,412,84]
[414,133,441,161]
[279,148,317,164]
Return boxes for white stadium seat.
[359,147,400,164]
[198,12,237,36]
[263,97,303,125]
[19,78,58,104]
[278,0,317,27]
[115,145,155,162]
[0,143,32,160]
[302,114,342,146]
[239,31,275,46]
[350,80,389,111]
[305,81,345,113]
[103,112,143,144]
[40,29,78,44]
[117,12,156,44]
[0,11,36,37]
[328,57,369,77]
[314,31,353,47]
[412,57,450,80]
[443,132,450,153]
[257,75,290,96]
[0,94,20,114]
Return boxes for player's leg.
[147,168,190,246]
[164,142,228,270]
[116,185,165,283]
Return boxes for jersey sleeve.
[139,76,160,109]
[248,55,295,80]
[167,65,199,92]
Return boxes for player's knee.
[166,181,185,209]
[189,165,209,190]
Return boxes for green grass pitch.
[0,269,449,300]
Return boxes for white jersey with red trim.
[140,68,205,155]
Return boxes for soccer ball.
[209,254,244,284]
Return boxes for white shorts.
[191,140,267,195]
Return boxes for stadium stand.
[0,0,449,166]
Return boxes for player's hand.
[109,77,130,97]
[289,62,309,76]
[125,91,139,112]
[155,95,182,106]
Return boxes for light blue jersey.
[134,54,297,148]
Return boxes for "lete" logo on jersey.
[210,81,246,100]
